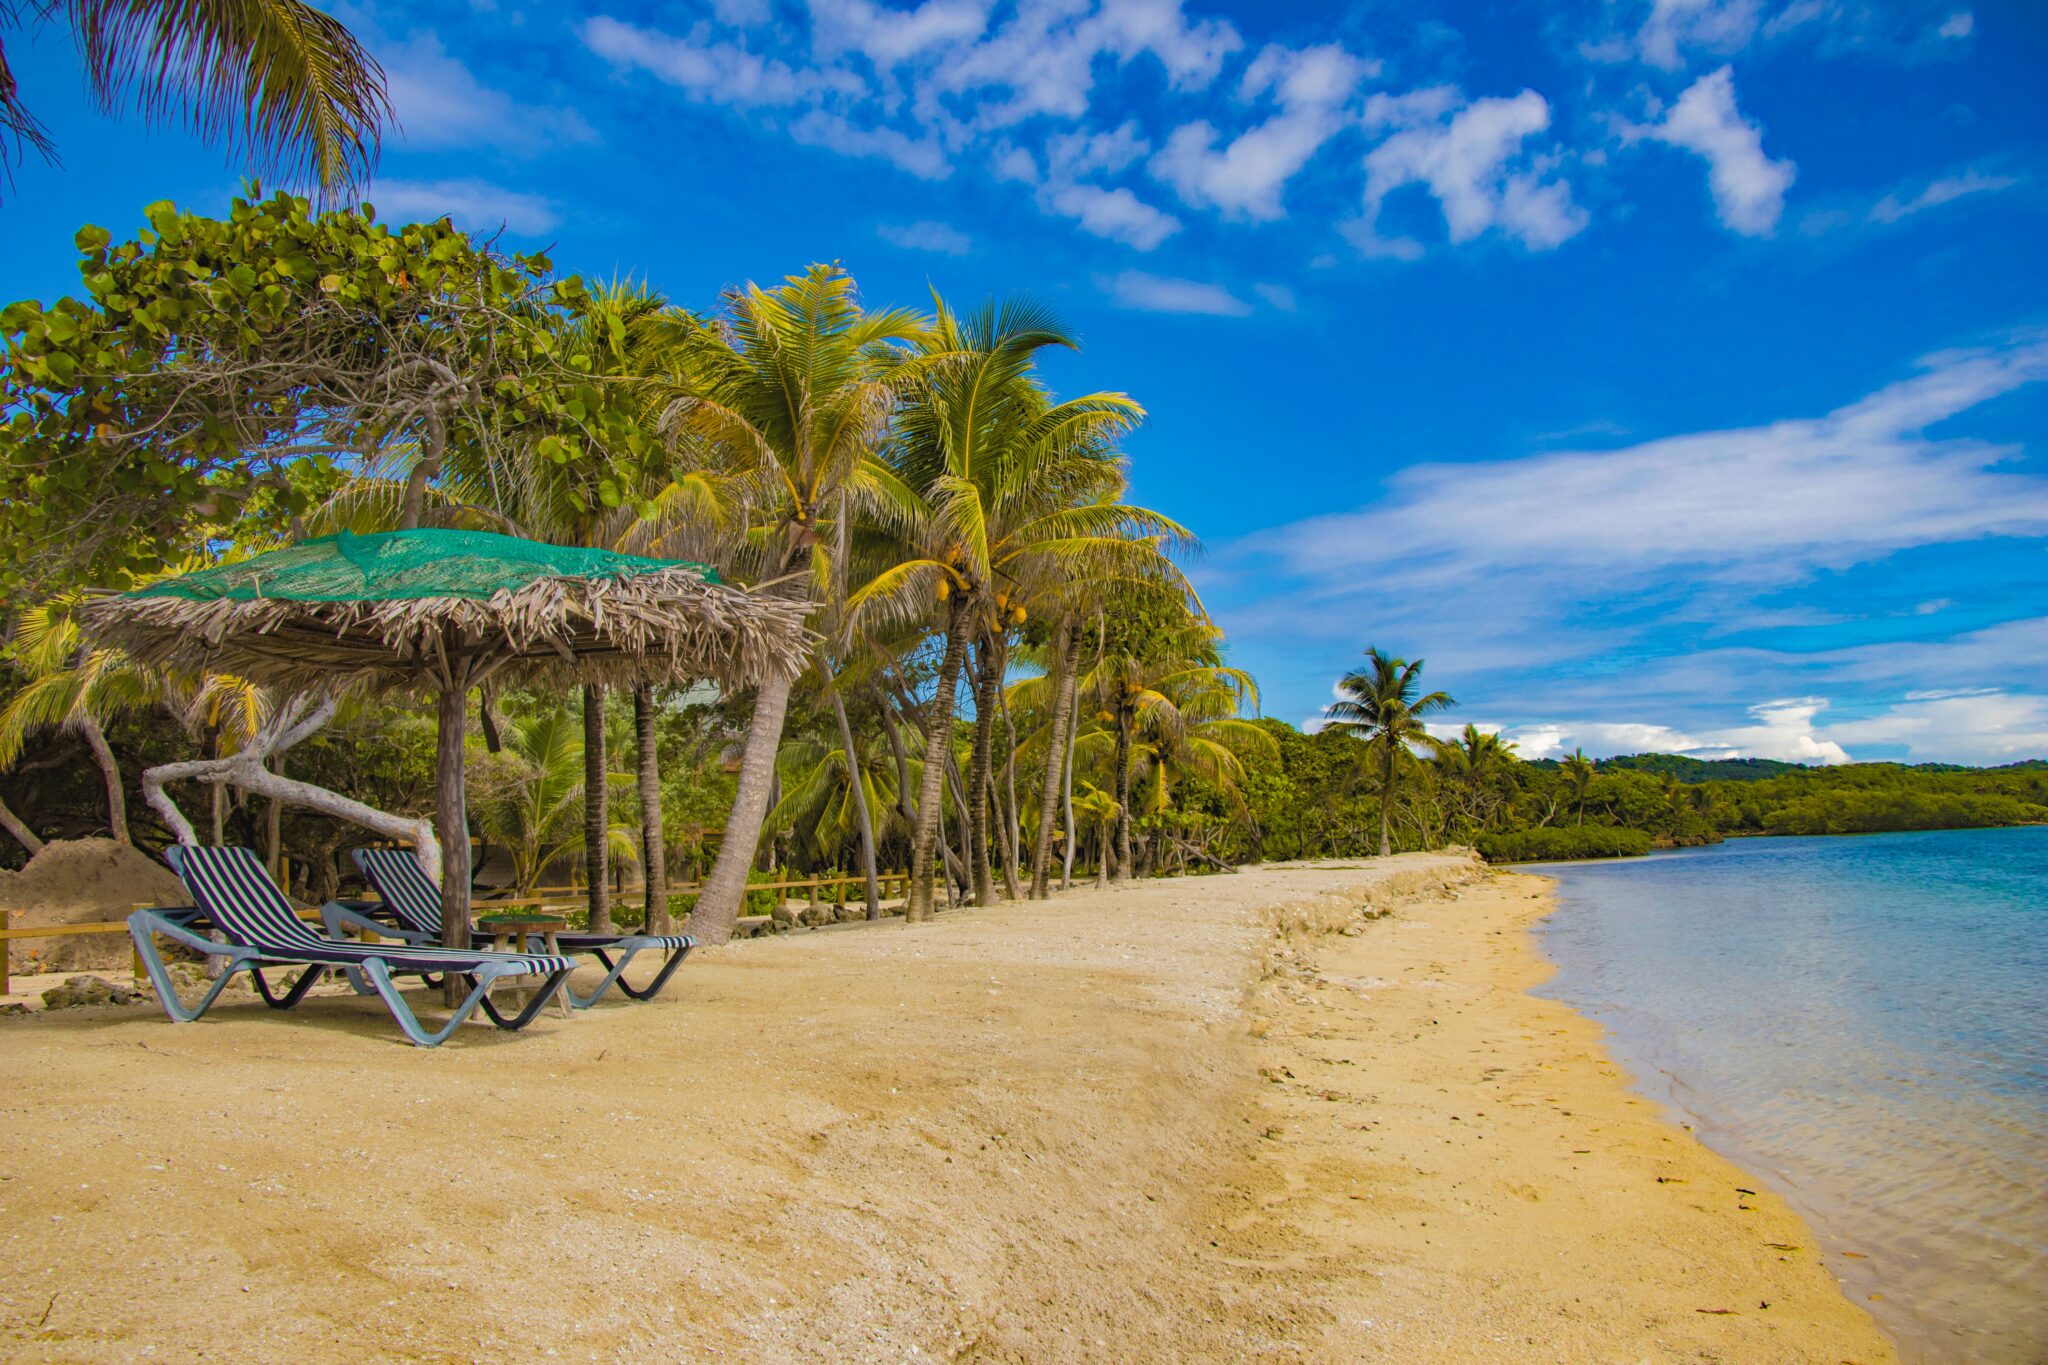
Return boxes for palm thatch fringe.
[84,567,813,694]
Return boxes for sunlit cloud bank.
[1223,337,2048,764]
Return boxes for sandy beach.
[0,857,1895,1363]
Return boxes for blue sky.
[4,0,2046,764]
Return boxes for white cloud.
[1355,88,1587,255]
[926,0,1240,125]
[1045,183,1181,249]
[384,34,596,153]
[990,143,1039,183]
[791,110,950,178]
[1433,683,2048,769]
[1258,337,2048,581]
[1938,11,1975,40]
[1151,43,1367,220]
[877,219,972,254]
[578,2,1255,248]
[809,0,990,66]
[1870,169,2018,223]
[1825,691,2048,764]
[1636,0,1763,70]
[1046,120,1151,179]
[1633,66,1795,235]
[1486,698,1852,765]
[581,16,856,108]
[368,178,560,234]
[1101,270,1250,315]
[1214,340,2048,762]
[1086,0,1243,89]
[1252,282,1296,312]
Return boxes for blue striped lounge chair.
[132,845,575,1048]
[337,847,695,1009]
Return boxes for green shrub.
[1761,791,2048,836]
[1477,825,1654,863]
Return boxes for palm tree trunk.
[582,683,613,934]
[1030,624,1075,899]
[0,792,43,856]
[75,714,129,845]
[878,688,968,891]
[996,663,1023,901]
[1378,745,1395,857]
[937,780,956,909]
[634,686,670,934]
[435,668,474,1007]
[906,603,971,922]
[991,764,1021,900]
[966,640,1000,905]
[1113,709,1134,881]
[758,766,782,875]
[687,668,797,944]
[830,682,881,920]
[1061,671,1078,891]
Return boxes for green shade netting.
[127,529,719,603]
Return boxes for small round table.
[477,914,572,1018]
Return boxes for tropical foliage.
[1,0,392,200]
[1,192,2039,911]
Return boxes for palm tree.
[1120,662,1275,873]
[1081,599,1220,880]
[1440,723,1515,833]
[1561,748,1596,826]
[1005,615,1086,899]
[470,702,639,895]
[1324,648,1456,857]
[2,1,393,200]
[0,598,165,845]
[1071,783,1119,889]
[851,297,1187,916]
[762,725,900,869]
[655,264,931,944]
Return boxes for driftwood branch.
[141,694,442,884]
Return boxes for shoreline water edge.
[1530,829,2047,1363]
[1240,860,1897,1363]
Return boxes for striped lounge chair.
[132,845,575,1048]
[338,847,695,1009]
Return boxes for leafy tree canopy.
[0,188,660,598]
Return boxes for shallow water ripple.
[1534,827,2047,1363]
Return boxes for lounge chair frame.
[342,848,695,1009]
[133,846,574,1047]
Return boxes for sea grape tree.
[0,188,657,598]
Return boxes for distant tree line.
[1217,723,2047,863]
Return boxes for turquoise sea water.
[1532,827,2047,1363]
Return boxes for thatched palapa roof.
[83,529,813,693]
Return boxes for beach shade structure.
[85,529,812,946]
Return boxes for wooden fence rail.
[0,869,913,997]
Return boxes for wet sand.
[0,857,1894,1362]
